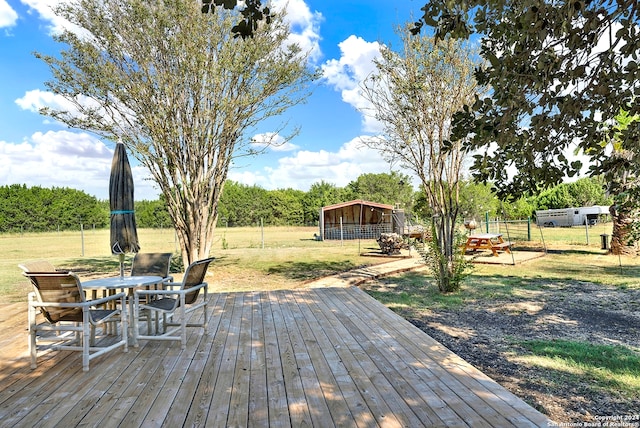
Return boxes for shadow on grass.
[266,260,359,281]
[61,257,122,275]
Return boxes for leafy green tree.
[600,109,640,255]
[268,189,305,226]
[135,197,172,228]
[534,178,610,211]
[359,27,482,292]
[36,0,313,264]
[414,0,638,192]
[301,181,346,225]
[501,196,535,220]
[566,177,611,208]
[218,181,272,227]
[344,172,414,210]
[201,0,272,39]
[413,0,639,253]
[0,185,106,232]
[457,180,499,221]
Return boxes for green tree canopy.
[0,185,107,232]
[413,0,639,198]
[344,172,414,210]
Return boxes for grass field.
[1,222,636,303]
[1,226,389,302]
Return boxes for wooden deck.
[0,287,551,427]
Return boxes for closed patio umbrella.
[110,141,140,278]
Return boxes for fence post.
[80,223,85,257]
[527,217,531,241]
[485,212,489,233]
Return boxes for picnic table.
[463,233,512,257]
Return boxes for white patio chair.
[134,257,213,349]
[22,271,128,372]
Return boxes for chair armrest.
[87,292,127,307]
[136,282,207,297]
[28,292,127,309]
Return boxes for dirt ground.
[363,277,640,424]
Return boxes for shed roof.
[322,199,394,212]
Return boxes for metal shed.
[319,200,395,240]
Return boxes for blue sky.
[0,0,426,200]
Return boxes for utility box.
[600,234,610,250]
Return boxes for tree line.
[0,175,610,233]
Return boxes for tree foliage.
[36,0,313,264]
[201,0,272,39]
[414,0,639,198]
[0,185,107,232]
[359,28,483,292]
[343,171,414,208]
[535,177,611,210]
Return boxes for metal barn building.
[319,200,402,240]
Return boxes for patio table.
[82,275,163,342]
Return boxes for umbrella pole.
[119,253,125,279]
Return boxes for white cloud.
[0,0,18,28]
[251,132,299,152]
[229,136,414,191]
[15,89,74,112]
[321,35,383,133]
[272,0,323,63]
[0,130,159,200]
[19,0,78,35]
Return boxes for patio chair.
[130,252,174,281]
[134,257,214,349]
[130,252,173,333]
[22,272,128,372]
[18,260,59,273]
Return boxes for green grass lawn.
[0,226,388,302]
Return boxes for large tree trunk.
[609,205,638,256]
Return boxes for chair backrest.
[18,260,57,273]
[131,253,173,278]
[23,272,85,324]
[181,257,214,305]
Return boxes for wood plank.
[122,293,223,427]
[226,291,255,426]
[305,289,405,427]
[247,291,269,428]
[203,292,246,427]
[276,290,335,427]
[322,287,455,427]
[261,291,291,428]
[268,290,313,427]
[290,289,361,427]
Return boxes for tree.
[301,181,346,225]
[344,171,414,209]
[135,197,172,229]
[359,28,482,292]
[457,180,499,221]
[37,0,313,264]
[413,0,639,253]
[201,0,272,39]
[601,109,640,255]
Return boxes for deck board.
[0,287,552,427]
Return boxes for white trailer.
[535,206,610,227]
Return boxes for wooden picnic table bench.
[463,233,512,257]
